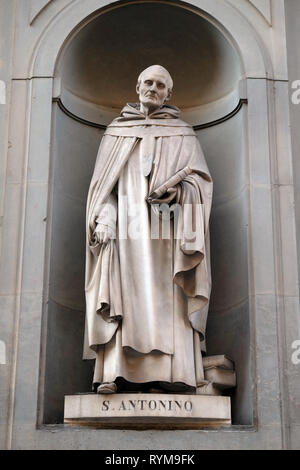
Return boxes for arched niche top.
[29,0,273,80]
[28,0,272,28]
[56,2,241,111]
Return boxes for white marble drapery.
[84,104,212,389]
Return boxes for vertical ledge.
[0,0,16,238]
[11,78,53,440]
[246,77,284,445]
[284,1,300,447]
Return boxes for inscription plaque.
[64,393,231,429]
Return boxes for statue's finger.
[103,233,109,245]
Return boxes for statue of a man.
[83,65,213,394]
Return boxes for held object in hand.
[147,167,193,203]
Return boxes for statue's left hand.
[93,224,115,245]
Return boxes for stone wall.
[0,0,299,449]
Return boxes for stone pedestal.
[64,393,231,429]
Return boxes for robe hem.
[92,375,197,389]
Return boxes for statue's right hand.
[93,224,115,245]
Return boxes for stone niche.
[43,1,250,426]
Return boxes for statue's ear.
[136,83,140,95]
[165,89,172,102]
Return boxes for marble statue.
[83,65,213,394]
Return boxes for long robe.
[83,103,213,390]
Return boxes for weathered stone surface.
[203,355,234,370]
[204,368,237,390]
[196,382,222,396]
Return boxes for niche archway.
[43,1,250,425]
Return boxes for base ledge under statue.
[64,393,231,430]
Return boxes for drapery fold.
[84,104,212,360]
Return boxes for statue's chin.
[140,99,161,111]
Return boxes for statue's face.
[137,69,172,110]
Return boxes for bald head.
[136,65,173,115]
[137,65,173,92]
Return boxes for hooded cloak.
[83,103,212,388]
